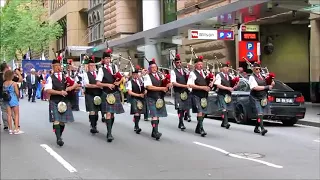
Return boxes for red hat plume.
[176,54,180,59]
[135,65,141,70]
[226,61,230,65]
[152,58,156,62]
[91,55,95,60]
[57,56,62,61]
[198,56,203,60]
[106,49,112,53]
[256,60,261,65]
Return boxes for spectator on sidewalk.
[0,63,22,131]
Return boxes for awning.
[87,0,269,54]
[65,46,93,57]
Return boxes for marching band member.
[170,54,192,130]
[96,50,125,142]
[144,59,168,140]
[214,63,235,129]
[141,68,149,121]
[248,62,275,136]
[83,59,102,134]
[126,66,146,134]
[187,56,213,137]
[45,59,81,147]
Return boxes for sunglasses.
[175,61,182,64]
[254,68,261,70]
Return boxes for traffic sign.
[217,30,234,40]
[247,42,254,50]
[247,52,254,59]
[239,41,258,62]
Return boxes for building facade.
[48,0,89,61]
[88,0,104,47]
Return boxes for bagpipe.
[105,49,124,81]
[144,57,171,88]
[242,57,275,85]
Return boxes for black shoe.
[151,132,162,140]
[90,127,99,134]
[107,133,114,142]
[178,123,186,131]
[32,100,36,102]
[221,123,231,129]
[261,129,268,136]
[200,128,207,137]
[134,127,142,134]
[101,118,106,123]
[254,127,261,133]
[3,127,8,131]
[57,138,64,147]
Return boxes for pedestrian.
[0,63,23,131]
[144,58,169,140]
[170,53,192,131]
[83,59,102,134]
[3,70,23,134]
[248,62,275,136]
[96,49,125,142]
[26,68,40,102]
[126,65,146,134]
[187,56,211,137]
[45,59,81,146]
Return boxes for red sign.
[217,30,234,40]
[191,31,198,38]
[239,41,259,62]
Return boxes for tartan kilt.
[249,95,271,115]
[191,95,209,114]
[146,97,167,118]
[49,100,74,123]
[174,92,192,110]
[217,94,234,111]
[101,91,125,114]
[85,94,101,112]
[130,97,146,115]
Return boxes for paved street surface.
[1,98,320,179]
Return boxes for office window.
[97,24,101,39]
[163,0,177,24]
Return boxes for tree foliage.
[0,0,63,61]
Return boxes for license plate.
[276,98,294,103]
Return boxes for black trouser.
[28,85,37,101]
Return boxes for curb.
[297,120,320,128]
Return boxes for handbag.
[2,82,13,102]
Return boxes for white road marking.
[313,139,320,143]
[40,144,77,173]
[193,141,283,169]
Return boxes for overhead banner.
[22,60,53,73]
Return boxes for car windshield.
[273,80,294,91]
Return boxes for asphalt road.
[1,98,319,179]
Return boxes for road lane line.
[40,144,77,173]
[313,139,320,143]
[193,141,283,169]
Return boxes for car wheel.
[281,118,299,126]
[234,104,248,124]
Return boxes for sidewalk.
[164,96,320,127]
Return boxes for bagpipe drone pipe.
[242,57,275,85]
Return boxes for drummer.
[126,65,146,134]
[83,59,102,134]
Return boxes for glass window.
[97,24,101,39]
[163,0,177,24]
[273,80,294,91]
[234,79,250,92]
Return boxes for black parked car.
[207,77,306,126]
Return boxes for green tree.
[0,0,63,61]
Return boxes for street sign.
[217,30,234,40]
[241,25,259,32]
[247,52,254,59]
[239,41,258,62]
[188,30,218,40]
[247,42,254,50]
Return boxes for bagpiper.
[126,65,146,134]
[45,59,81,146]
[214,62,237,129]
[248,62,274,136]
[96,49,125,142]
[144,59,169,140]
[187,56,213,137]
[83,58,102,134]
[170,54,192,130]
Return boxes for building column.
[310,15,320,103]
[141,0,161,68]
